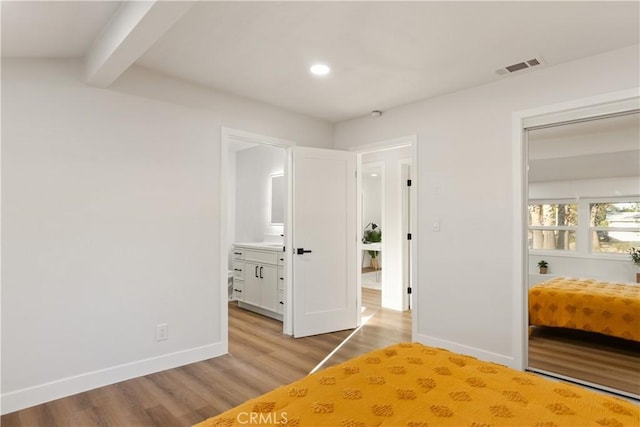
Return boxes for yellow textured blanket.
[529,277,640,342]
[194,343,639,427]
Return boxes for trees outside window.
[528,203,577,251]
[529,199,639,255]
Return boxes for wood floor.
[528,326,640,396]
[1,289,411,427]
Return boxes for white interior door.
[292,147,358,337]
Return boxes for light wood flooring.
[2,289,411,427]
[528,326,640,396]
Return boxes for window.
[529,199,640,256]
[528,202,577,251]
[590,202,640,253]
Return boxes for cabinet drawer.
[232,248,244,260]
[277,290,285,314]
[233,281,244,301]
[232,261,244,280]
[244,249,278,265]
[277,266,285,291]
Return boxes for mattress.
[194,342,640,426]
[529,277,640,342]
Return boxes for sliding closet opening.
[520,103,640,399]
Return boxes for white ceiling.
[0,1,122,58]
[2,1,639,123]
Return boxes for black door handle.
[255,266,259,278]
[259,266,263,279]
[296,248,312,255]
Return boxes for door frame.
[511,88,640,372]
[399,158,412,310]
[350,135,418,335]
[220,127,296,342]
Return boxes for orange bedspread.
[194,343,639,427]
[529,277,640,342]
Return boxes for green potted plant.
[363,225,382,270]
[628,247,640,283]
[537,260,549,274]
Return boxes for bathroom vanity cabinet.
[232,243,285,321]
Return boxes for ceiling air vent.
[495,57,544,75]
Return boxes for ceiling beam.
[83,1,194,88]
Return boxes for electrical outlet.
[156,323,168,341]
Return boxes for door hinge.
[407,287,412,294]
[407,233,412,240]
[407,179,412,186]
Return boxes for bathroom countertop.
[234,242,284,251]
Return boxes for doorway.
[221,128,360,341]
[356,138,416,314]
[221,128,294,336]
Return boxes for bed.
[529,277,640,342]
[194,342,639,427]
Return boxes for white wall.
[334,45,640,365]
[111,65,334,150]
[0,58,332,413]
[529,177,639,200]
[234,145,286,243]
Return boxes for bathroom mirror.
[270,174,285,225]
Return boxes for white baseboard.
[1,341,227,415]
[414,333,516,369]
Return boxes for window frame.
[528,198,578,253]
[529,196,640,259]
[586,197,640,255]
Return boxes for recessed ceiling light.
[370,173,378,177]
[310,64,330,76]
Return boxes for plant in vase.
[537,260,549,274]
[363,225,382,270]
[628,247,640,283]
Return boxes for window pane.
[528,203,577,227]
[528,230,576,251]
[591,230,640,253]
[590,202,640,227]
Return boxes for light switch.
[432,218,440,232]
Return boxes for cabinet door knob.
[259,266,263,279]
[255,266,259,277]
